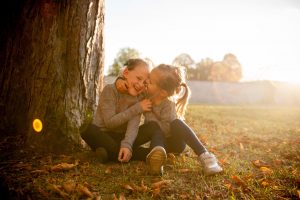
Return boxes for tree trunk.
[0,0,105,153]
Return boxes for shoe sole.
[146,147,167,175]
[204,167,223,176]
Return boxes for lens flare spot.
[33,119,43,133]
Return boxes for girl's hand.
[118,147,132,162]
[140,99,152,112]
[116,78,128,93]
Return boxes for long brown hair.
[153,64,191,118]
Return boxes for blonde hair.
[123,58,149,71]
[153,64,191,118]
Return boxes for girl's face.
[146,70,163,97]
[123,64,149,96]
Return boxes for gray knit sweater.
[144,98,177,138]
[92,83,143,151]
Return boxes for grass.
[1,105,300,199]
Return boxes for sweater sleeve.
[120,114,141,151]
[144,101,177,138]
[99,85,143,129]
[156,102,176,137]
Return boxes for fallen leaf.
[259,167,273,174]
[224,183,232,190]
[105,167,112,174]
[219,154,230,165]
[76,184,93,198]
[123,184,134,192]
[119,193,126,200]
[152,187,160,197]
[132,180,148,192]
[297,190,300,199]
[31,169,49,174]
[273,159,282,165]
[151,180,173,189]
[261,181,269,187]
[252,160,270,168]
[179,193,190,199]
[51,184,69,198]
[231,175,247,188]
[177,168,191,173]
[112,193,118,200]
[140,180,148,192]
[239,143,244,150]
[62,181,76,193]
[167,153,176,165]
[50,163,77,172]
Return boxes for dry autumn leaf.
[239,143,244,150]
[167,153,176,165]
[261,181,269,187]
[259,166,273,174]
[119,193,126,200]
[112,193,118,200]
[51,184,69,198]
[151,180,173,189]
[123,184,134,192]
[105,167,112,174]
[122,180,149,193]
[152,187,160,197]
[252,160,270,168]
[231,175,247,188]
[50,163,77,172]
[62,181,76,193]
[31,169,49,174]
[76,184,93,198]
[132,180,149,192]
[177,168,191,173]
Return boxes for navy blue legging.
[80,121,165,161]
[165,119,207,156]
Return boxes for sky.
[104,0,300,84]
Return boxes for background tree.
[222,53,243,81]
[185,53,242,82]
[196,58,214,80]
[108,47,140,76]
[0,0,104,153]
[172,53,195,79]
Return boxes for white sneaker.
[146,146,167,176]
[199,152,223,175]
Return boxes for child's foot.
[94,147,108,163]
[146,146,167,176]
[199,152,223,175]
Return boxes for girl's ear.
[122,68,129,78]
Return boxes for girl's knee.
[171,119,185,127]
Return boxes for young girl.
[81,59,167,172]
[144,64,223,175]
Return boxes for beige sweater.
[144,98,177,138]
[93,83,143,150]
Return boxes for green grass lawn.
[1,105,300,199]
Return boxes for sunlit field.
[1,105,299,199]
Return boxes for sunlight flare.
[32,119,43,133]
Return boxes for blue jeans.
[80,121,165,161]
[165,119,207,156]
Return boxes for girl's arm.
[99,85,144,128]
[145,101,177,138]
[157,101,177,137]
[120,114,141,152]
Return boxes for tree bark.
[0,0,105,153]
